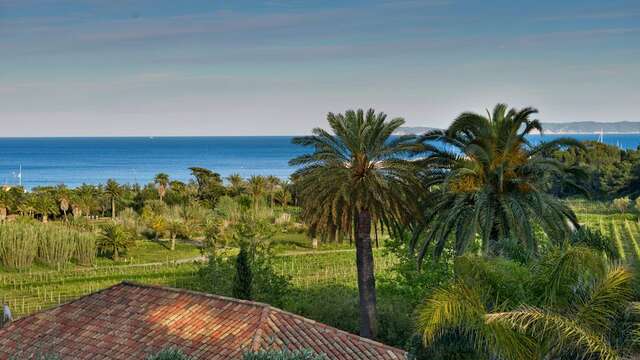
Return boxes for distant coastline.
[397,121,640,136]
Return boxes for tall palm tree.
[154,173,170,202]
[56,185,71,221]
[412,104,584,261]
[247,175,267,212]
[416,246,638,359]
[105,179,122,220]
[266,175,281,208]
[32,192,58,223]
[290,108,420,338]
[274,188,292,209]
[17,193,36,217]
[0,190,9,221]
[226,173,246,197]
[73,184,98,218]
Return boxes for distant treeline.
[0,167,294,223]
[551,141,640,199]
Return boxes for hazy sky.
[1,0,639,136]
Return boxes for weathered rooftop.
[0,281,407,359]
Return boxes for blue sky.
[1,0,638,136]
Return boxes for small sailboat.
[597,128,604,143]
[11,165,22,187]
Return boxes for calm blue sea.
[0,134,638,189]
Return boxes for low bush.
[243,349,327,360]
[570,226,618,259]
[146,347,192,360]
[196,254,291,308]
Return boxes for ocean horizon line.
[0,135,308,139]
[2,133,640,139]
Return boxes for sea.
[0,134,639,189]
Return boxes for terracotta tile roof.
[0,282,407,360]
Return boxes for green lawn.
[95,240,203,266]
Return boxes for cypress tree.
[233,247,252,300]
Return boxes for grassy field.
[569,199,640,262]
[0,246,395,318]
[2,199,638,319]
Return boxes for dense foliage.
[243,349,327,360]
[412,104,583,261]
[146,348,192,360]
[415,246,638,359]
[552,141,640,199]
[0,222,97,269]
[2,104,640,359]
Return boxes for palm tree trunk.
[111,198,116,219]
[487,224,500,256]
[355,209,377,339]
[171,234,176,251]
[374,221,379,248]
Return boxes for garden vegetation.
[2,103,640,359]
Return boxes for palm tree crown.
[247,176,267,211]
[154,173,170,202]
[226,173,246,197]
[413,103,584,261]
[290,108,420,338]
[105,179,122,219]
[417,246,636,359]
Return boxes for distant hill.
[540,121,640,134]
[394,126,440,135]
[397,121,640,135]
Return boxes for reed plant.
[73,231,97,266]
[0,223,97,270]
[0,223,39,269]
[37,226,77,268]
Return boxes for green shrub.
[453,255,531,308]
[146,347,193,360]
[570,227,618,259]
[0,223,39,269]
[243,349,327,360]
[613,196,631,213]
[407,331,482,360]
[196,254,291,307]
[9,353,62,360]
[285,284,359,336]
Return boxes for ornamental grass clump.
[0,223,97,270]
[73,231,97,266]
[0,223,39,269]
[37,225,76,268]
